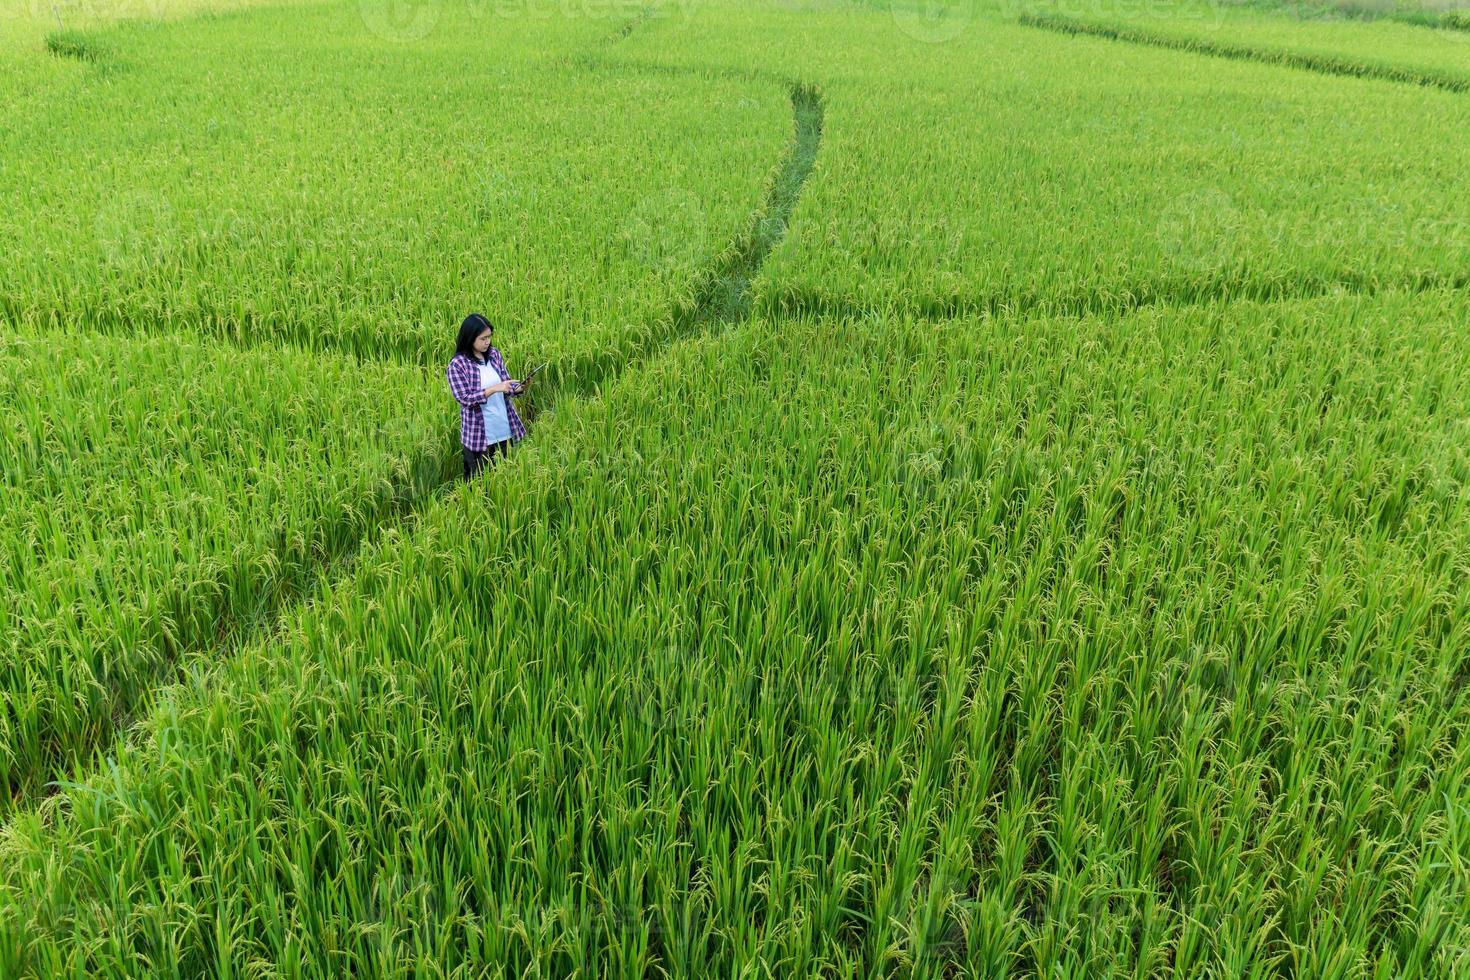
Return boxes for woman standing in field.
[446,313,528,481]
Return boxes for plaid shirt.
[446,348,527,451]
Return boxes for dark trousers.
[463,439,511,481]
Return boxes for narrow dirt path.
[533,79,823,411]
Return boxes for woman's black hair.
[455,312,493,360]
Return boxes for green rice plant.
[42,29,115,65]
[0,329,448,813]
[2,288,1467,976]
[3,1,1468,975]
[1444,8,1470,29]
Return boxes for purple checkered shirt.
[446,348,527,451]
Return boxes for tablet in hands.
[512,362,547,394]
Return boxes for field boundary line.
[764,268,1470,325]
[1019,12,1470,94]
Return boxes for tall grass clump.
[43,30,116,65]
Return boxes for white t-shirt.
[478,358,513,446]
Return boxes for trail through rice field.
[5,31,826,821]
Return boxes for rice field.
[2,0,1468,976]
